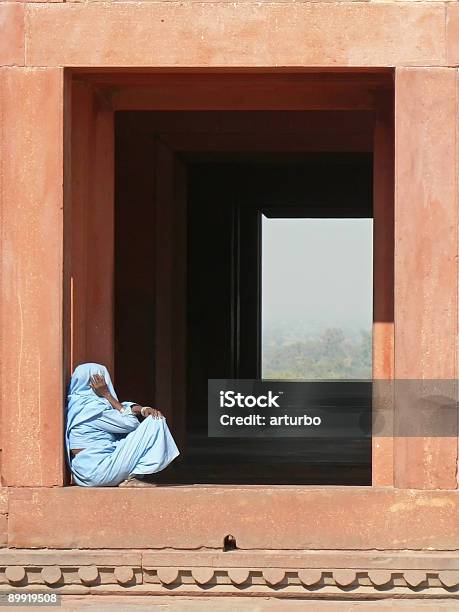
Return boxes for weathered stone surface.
[191,568,214,585]
[394,67,458,382]
[263,568,286,585]
[0,489,8,514]
[25,3,445,68]
[1,549,454,572]
[70,81,115,374]
[23,598,459,610]
[446,3,459,66]
[156,568,179,585]
[368,570,392,586]
[0,514,7,547]
[333,570,357,587]
[41,565,62,585]
[111,74,388,114]
[227,568,250,585]
[0,548,454,599]
[404,570,427,587]
[113,566,134,585]
[0,67,65,487]
[5,566,25,583]
[0,4,24,66]
[0,550,141,566]
[394,68,458,489]
[298,570,323,586]
[78,566,99,584]
[148,550,459,571]
[7,487,459,550]
[372,94,395,488]
[439,571,459,588]
[27,0,64,4]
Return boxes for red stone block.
[0,514,7,547]
[394,68,458,490]
[372,95,395,487]
[0,489,8,514]
[0,3,24,66]
[7,487,459,550]
[25,3,445,68]
[446,3,459,65]
[70,82,115,374]
[0,67,66,486]
[156,568,179,585]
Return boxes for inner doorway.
[115,143,373,484]
[184,157,372,484]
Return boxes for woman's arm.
[89,374,126,412]
[90,374,164,418]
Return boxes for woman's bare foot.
[118,476,157,488]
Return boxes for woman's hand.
[89,373,111,399]
[141,407,165,419]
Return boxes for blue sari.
[65,363,179,486]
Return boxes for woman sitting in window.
[65,362,179,487]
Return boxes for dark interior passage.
[183,158,372,485]
[114,111,373,485]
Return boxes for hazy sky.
[261,217,373,334]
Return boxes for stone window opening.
[66,71,394,488]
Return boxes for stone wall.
[1,0,459,604]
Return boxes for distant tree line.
[262,325,372,380]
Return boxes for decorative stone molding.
[41,566,61,586]
[0,550,457,599]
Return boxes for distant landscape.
[262,321,372,380]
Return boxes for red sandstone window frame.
[63,70,395,487]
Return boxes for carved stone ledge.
[0,550,457,598]
[0,567,453,593]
